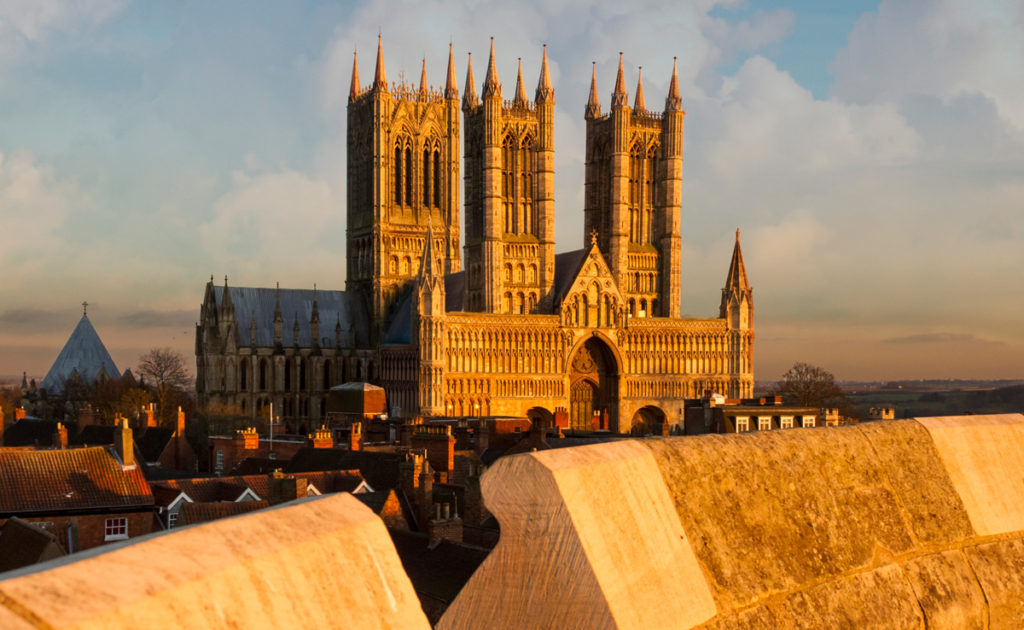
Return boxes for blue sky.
[2,0,1023,381]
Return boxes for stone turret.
[721,229,754,398]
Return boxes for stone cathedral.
[196,36,754,433]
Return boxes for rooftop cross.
[82,301,88,316]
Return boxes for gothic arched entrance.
[568,337,619,431]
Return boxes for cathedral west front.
[196,36,754,434]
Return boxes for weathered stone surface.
[856,420,974,544]
[902,550,986,629]
[0,494,429,630]
[964,537,1024,630]
[917,414,1024,535]
[645,427,918,609]
[443,416,1024,629]
[439,441,716,630]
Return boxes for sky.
[1,0,1022,382]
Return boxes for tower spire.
[483,37,500,98]
[374,33,387,90]
[612,52,628,108]
[420,219,439,278]
[724,229,750,292]
[462,52,478,110]
[418,57,428,97]
[665,56,682,112]
[535,44,554,103]
[349,49,360,101]
[633,66,646,111]
[585,61,600,119]
[445,42,458,99]
[513,57,526,105]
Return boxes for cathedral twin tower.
[346,36,686,327]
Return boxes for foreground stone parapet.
[441,414,1024,629]
[0,493,430,630]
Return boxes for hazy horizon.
[2,0,1022,382]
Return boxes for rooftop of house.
[0,446,153,515]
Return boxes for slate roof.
[135,427,175,463]
[552,248,588,304]
[0,517,65,572]
[71,425,117,446]
[151,470,366,505]
[382,286,414,344]
[40,315,120,394]
[2,419,74,448]
[286,447,401,491]
[389,530,491,607]
[212,285,370,349]
[178,500,269,526]
[444,271,466,311]
[0,446,153,515]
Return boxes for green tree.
[776,362,849,410]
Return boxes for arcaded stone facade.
[196,37,754,433]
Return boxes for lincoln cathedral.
[196,36,754,433]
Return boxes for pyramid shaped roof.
[40,315,120,394]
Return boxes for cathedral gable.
[557,244,627,329]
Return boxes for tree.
[776,362,849,410]
[137,348,192,424]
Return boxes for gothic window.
[284,361,292,391]
[405,146,413,206]
[502,135,515,233]
[528,293,536,312]
[322,362,330,389]
[629,144,643,243]
[503,264,512,282]
[259,359,267,391]
[520,137,533,235]
[299,358,307,391]
[433,150,441,207]
[515,292,525,314]
[240,362,248,391]
[514,264,524,284]
[423,148,430,207]
[389,256,397,274]
[503,292,512,313]
[645,148,657,243]
[394,145,403,205]
[528,264,537,283]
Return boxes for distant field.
[849,386,1024,419]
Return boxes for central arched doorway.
[568,337,619,431]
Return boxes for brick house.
[0,424,154,553]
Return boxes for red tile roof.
[0,446,153,514]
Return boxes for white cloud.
[0,150,80,284]
[0,0,128,70]
[831,0,1024,129]
[199,168,345,287]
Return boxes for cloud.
[0,308,69,330]
[199,168,344,286]
[0,151,82,288]
[831,0,1024,129]
[0,0,129,72]
[882,333,1007,347]
[117,310,195,329]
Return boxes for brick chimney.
[234,427,258,450]
[114,416,135,468]
[77,404,96,428]
[268,470,308,505]
[411,424,455,481]
[427,502,463,545]
[307,425,333,449]
[144,403,157,428]
[52,422,68,449]
[349,421,362,451]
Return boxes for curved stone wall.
[440,414,1024,629]
[0,493,430,630]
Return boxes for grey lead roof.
[40,315,120,394]
[213,286,369,348]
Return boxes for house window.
[104,517,128,541]
[735,416,749,432]
[758,416,771,431]
[803,417,816,428]
[781,416,794,429]
[168,512,178,529]
[215,450,224,473]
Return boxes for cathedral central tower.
[346,36,461,338]
[461,40,556,314]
